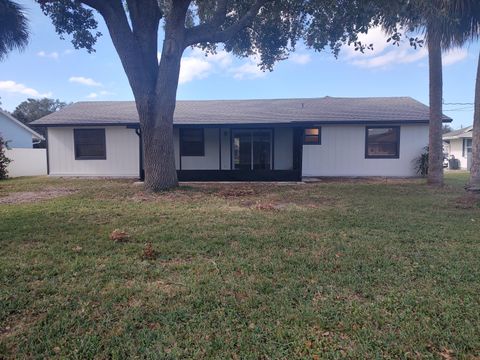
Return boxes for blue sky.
[0,1,478,129]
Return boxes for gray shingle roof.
[443,125,472,140]
[30,97,452,127]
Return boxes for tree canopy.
[12,98,67,124]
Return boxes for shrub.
[0,135,12,180]
[414,146,429,177]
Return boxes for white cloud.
[0,80,52,98]
[178,49,234,84]
[179,57,213,84]
[442,48,468,66]
[161,48,269,85]
[231,58,266,80]
[351,47,428,68]
[37,51,59,60]
[290,53,312,65]
[86,90,115,99]
[69,76,102,87]
[343,27,429,69]
[343,26,470,70]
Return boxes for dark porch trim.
[177,170,301,182]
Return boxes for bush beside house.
[0,135,12,179]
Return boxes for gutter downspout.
[135,128,145,181]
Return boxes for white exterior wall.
[448,138,469,169]
[48,126,139,177]
[302,124,428,177]
[220,128,231,170]
[176,128,221,170]
[5,148,47,177]
[274,128,293,170]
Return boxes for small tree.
[0,135,11,180]
[414,146,429,177]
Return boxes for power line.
[442,100,474,105]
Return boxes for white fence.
[5,148,47,177]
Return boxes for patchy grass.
[0,173,479,359]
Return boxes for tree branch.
[212,0,229,27]
[82,0,156,97]
[184,0,268,47]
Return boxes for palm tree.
[0,0,29,61]
[419,0,480,186]
[444,0,480,190]
[470,53,480,190]
[431,0,480,189]
[382,0,479,186]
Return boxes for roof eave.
[30,119,435,127]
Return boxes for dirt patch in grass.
[0,188,77,205]
[304,177,422,185]
[454,193,480,209]
[129,186,210,203]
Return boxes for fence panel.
[5,148,47,177]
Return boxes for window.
[463,138,472,157]
[304,127,321,145]
[180,128,204,156]
[365,126,400,159]
[74,129,106,160]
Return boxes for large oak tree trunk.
[468,51,480,190]
[141,39,184,192]
[427,36,444,186]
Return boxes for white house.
[30,97,452,181]
[0,109,44,148]
[443,126,472,170]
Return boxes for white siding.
[220,128,231,170]
[302,124,429,177]
[274,128,293,170]
[176,128,221,170]
[48,126,139,177]
[448,138,469,169]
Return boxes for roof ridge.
[71,96,416,105]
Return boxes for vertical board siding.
[302,124,429,177]
[48,126,139,177]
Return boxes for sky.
[0,2,479,130]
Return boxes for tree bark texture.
[427,35,444,186]
[468,51,480,190]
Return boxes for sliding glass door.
[233,130,272,170]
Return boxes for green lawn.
[0,173,479,359]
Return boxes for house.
[30,97,452,181]
[0,109,44,148]
[443,126,473,170]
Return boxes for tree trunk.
[468,51,480,191]
[427,35,444,186]
[141,41,184,192]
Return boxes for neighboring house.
[0,109,44,148]
[443,126,473,170]
[30,97,452,181]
